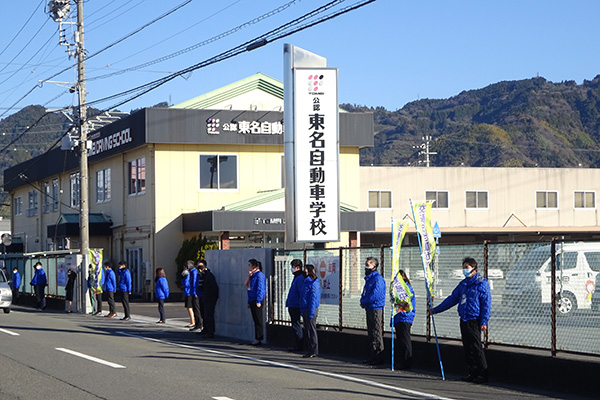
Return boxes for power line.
[0,0,45,59]
[86,0,298,83]
[0,18,52,76]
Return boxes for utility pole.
[48,0,89,313]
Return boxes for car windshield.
[0,270,7,282]
[512,247,550,271]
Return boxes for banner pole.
[409,199,445,380]
[390,218,395,371]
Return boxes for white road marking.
[0,328,19,336]
[213,397,235,400]
[117,331,454,400]
[55,348,126,369]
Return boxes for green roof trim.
[222,188,357,212]
[172,73,283,110]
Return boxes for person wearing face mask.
[285,259,305,352]
[300,264,320,358]
[117,261,132,321]
[430,257,491,384]
[11,267,21,305]
[245,259,266,345]
[30,261,47,310]
[360,257,386,365]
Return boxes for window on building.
[128,157,146,195]
[536,191,558,209]
[27,190,38,217]
[43,181,51,213]
[368,190,392,209]
[70,172,80,208]
[52,178,59,211]
[96,168,111,203]
[199,154,238,190]
[426,191,449,208]
[574,191,595,209]
[466,191,488,209]
[14,197,22,216]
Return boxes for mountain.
[348,75,600,168]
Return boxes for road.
[0,306,587,400]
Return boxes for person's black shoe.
[189,326,201,332]
[362,358,373,364]
[460,375,476,382]
[120,316,130,321]
[250,340,262,346]
[472,375,488,384]
[302,353,317,358]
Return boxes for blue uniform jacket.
[155,276,169,299]
[103,268,117,292]
[189,268,199,297]
[391,284,416,325]
[300,276,321,318]
[31,268,47,286]
[285,272,304,308]
[247,270,266,304]
[12,271,21,290]
[432,273,491,326]
[182,272,193,296]
[118,268,132,293]
[360,270,386,310]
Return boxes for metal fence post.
[551,238,557,357]
[339,247,343,331]
[483,240,489,349]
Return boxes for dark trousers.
[95,292,103,313]
[12,289,19,304]
[157,298,165,322]
[394,321,413,369]
[192,296,203,329]
[121,291,130,318]
[366,309,384,361]
[288,307,303,350]
[35,285,46,309]
[460,319,488,378]
[202,301,216,335]
[249,301,264,341]
[107,291,116,314]
[302,309,318,356]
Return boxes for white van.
[503,242,600,315]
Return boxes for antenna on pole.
[413,135,437,167]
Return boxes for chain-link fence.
[2,252,71,298]
[272,240,600,357]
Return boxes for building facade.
[4,73,375,295]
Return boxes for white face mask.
[462,268,473,278]
[36,266,41,270]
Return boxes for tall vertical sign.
[284,44,340,244]
[294,68,339,242]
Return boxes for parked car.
[0,268,13,314]
[503,243,600,316]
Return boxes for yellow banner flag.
[390,220,413,314]
[413,201,436,295]
[89,249,103,294]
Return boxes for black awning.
[47,213,113,238]
[182,210,375,233]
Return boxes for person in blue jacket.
[11,267,21,305]
[360,257,386,365]
[391,270,416,370]
[155,267,169,323]
[117,261,132,321]
[300,264,320,358]
[189,261,202,332]
[431,257,491,384]
[285,259,305,352]
[245,259,266,345]
[182,261,195,328]
[30,261,47,310]
[103,262,117,317]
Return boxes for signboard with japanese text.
[293,68,340,242]
[307,255,339,305]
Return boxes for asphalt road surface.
[0,306,589,400]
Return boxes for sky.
[1,0,599,123]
